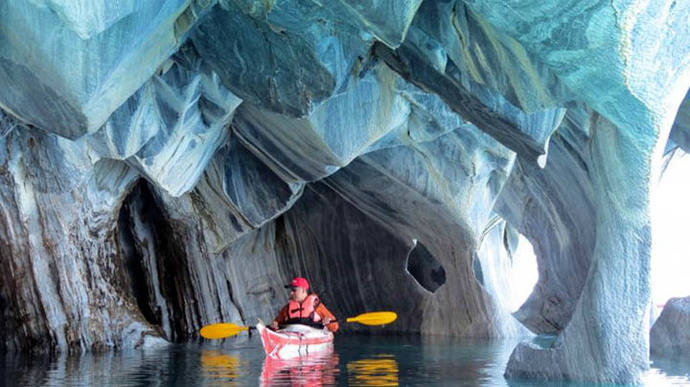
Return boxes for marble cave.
[1,0,690,384]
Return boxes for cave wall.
[323,127,525,337]
[0,123,162,352]
[110,114,526,340]
[495,110,596,334]
[0,0,689,384]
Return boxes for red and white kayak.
[256,322,334,359]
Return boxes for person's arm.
[315,303,339,332]
[271,305,288,330]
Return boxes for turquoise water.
[1,335,688,386]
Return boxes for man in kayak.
[270,277,339,332]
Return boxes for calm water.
[1,335,688,386]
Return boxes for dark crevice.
[226,279,246,325]
[117,186,159,327]
[141,183,193,342]
[117,181,194,342]
[406,240,446,293]
[472,252,485,287]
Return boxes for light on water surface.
[2,335,688,386]
[347,354,399,386]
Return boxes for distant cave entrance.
[506,232,538,313]
[405,240,446,293]
[651,150,690,322]
[475,218,538,321]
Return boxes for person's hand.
[322,317,332,325]
[270,320,279,330]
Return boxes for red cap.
[286,277,309,290]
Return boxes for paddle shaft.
[200,311,397,339]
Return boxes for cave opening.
[116,180,195,341]
[506,233,538,313]
[405,239,446,293]
[117,181,161,328]
[474,219,538,319]
[651,150,690,321]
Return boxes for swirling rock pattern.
[495,111,595,334]
[1,1,690,384]
[0,0,215,138]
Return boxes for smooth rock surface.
[89,45,243,196]
[496,110,595,334]
[650,296,690,358]
[0,0,215,138]
[387,0,570,161]
[505,113,656,383]
[1,1,690,385]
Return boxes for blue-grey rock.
[395,0,571,161]
[462,0,690,135]
[191,2,451,183]
[224,0,422,49]
[495,112,595,334]
[0,120,164,351]
[116,181,246,341]
[374,39,563,162]
[231,61,468,182]
[505,114,656,383]
[212,136,304,228]
[0,0,215,139]
[87,46,243,197]
[324,125,527,337]
[125,60,241,196]
[667,91,690,154]
[192,0,420,119]
[191,3,338,118]
[650,296,690,358]
[0,1,689,385]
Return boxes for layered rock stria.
[1,0,690,384]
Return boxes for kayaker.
[270,277,339,332]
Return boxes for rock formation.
[1,0,689,384]
[650,296,690,358]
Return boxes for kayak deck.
[256,322,334,359]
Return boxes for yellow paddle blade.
[346,311,397,326]
[199,323,249,339]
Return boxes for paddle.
[345,311,397,326]
[199,311,398,339]
[200,323,250,339]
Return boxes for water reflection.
[347,354,399,386]
[200,350,242,384]
[260,350,339,386]
[0,336,688,386]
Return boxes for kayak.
[256,322,334,359]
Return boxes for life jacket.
[286,294,322,326]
